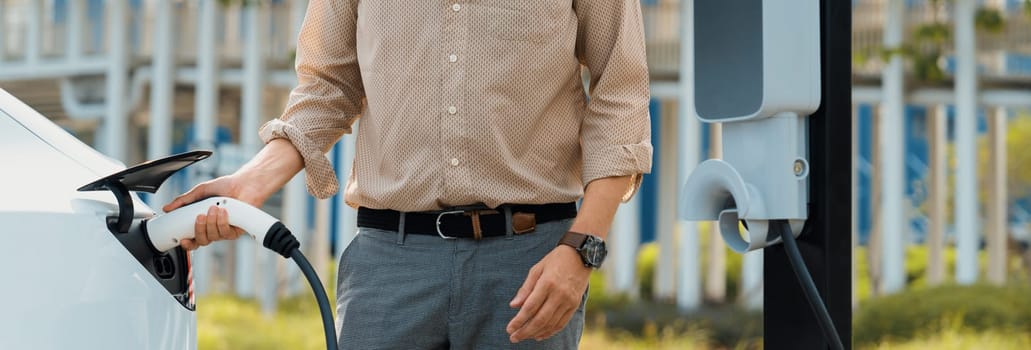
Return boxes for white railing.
[0,0,301,79]
[639,0,1031,81]
[4,1,1030,83]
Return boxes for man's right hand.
[162,175,262,251]
[162,139,306,251]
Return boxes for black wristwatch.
[558,231,608,269]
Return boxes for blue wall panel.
[639,98,661,243]
[856,104,873,244]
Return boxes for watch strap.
[558,231,589,250]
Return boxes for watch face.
[581,236,608,268]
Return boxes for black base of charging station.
[763,0,852,349]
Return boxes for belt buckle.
[435,210,465,240]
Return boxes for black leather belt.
[357,203,577,239]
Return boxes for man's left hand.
[506,245,591,343]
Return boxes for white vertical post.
[148,0,177,209]
[282,174,308,296]
[241,2,277,314]
[879,0,906,294]
[194,0,222,150]
[26,0,41,63]
[260,250,280,316]
[104,0,130,162]
[236,2,269,299]
[192,0,222,297]
[740,250,763,309]
[608,194,640,297]
[868,108,883,295]
[242,3,267,155]
[955,0,980,285]
[235,230,259,298]
[927,105,948,285]
[282,0,311,292]
[238,1,271,299]
[312,196,332,291]
[657,111,678,301]
[66,0,85,61]
[986,107,1007,284]
[675,0,701,310]
[704,124,726,303]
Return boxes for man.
[165,0,651,348]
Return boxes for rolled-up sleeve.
[574,0,654,201]
[258,0,364,199]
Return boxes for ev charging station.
[681,0,851,348]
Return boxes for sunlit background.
[2,0,1031,348]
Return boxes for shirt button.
[447,106,458,115]
[452,3,461,12]
[448,54,458,63]
[450,158,460,166]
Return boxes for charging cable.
[145,198,339,350]
[774,219,845,350]
[263,222,338,350]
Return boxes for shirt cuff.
[258,119,339,199]
[581,141,653,202]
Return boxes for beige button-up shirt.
[259,0,653,212]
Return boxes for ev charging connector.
[146,197,282,253]
[79,151,339,350]
[144,197,338,350]
[681,0,820,253]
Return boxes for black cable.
[776,220,845,350]
[260,223,337,349]
[289,248,339,350]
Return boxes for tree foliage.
[877,4,1008,84]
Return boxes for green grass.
[196,294,1031,349]
[579,328,711,350]
[197,295,328,350]
[853,244,1030,302]
[854,284,1031,344]
[194,237,1031,348]
[860,316,1031,350]
[195,294,716,350]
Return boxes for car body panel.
[0,88,195,349]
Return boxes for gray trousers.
[335,218,585,350]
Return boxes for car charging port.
[77,151,211,311]
[154,254,176,279]
[109,219,193,310]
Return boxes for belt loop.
[396,212,407,245]
[504,206,514,240]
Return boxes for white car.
[0,88,197,349]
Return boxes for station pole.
[763,0,852,348]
